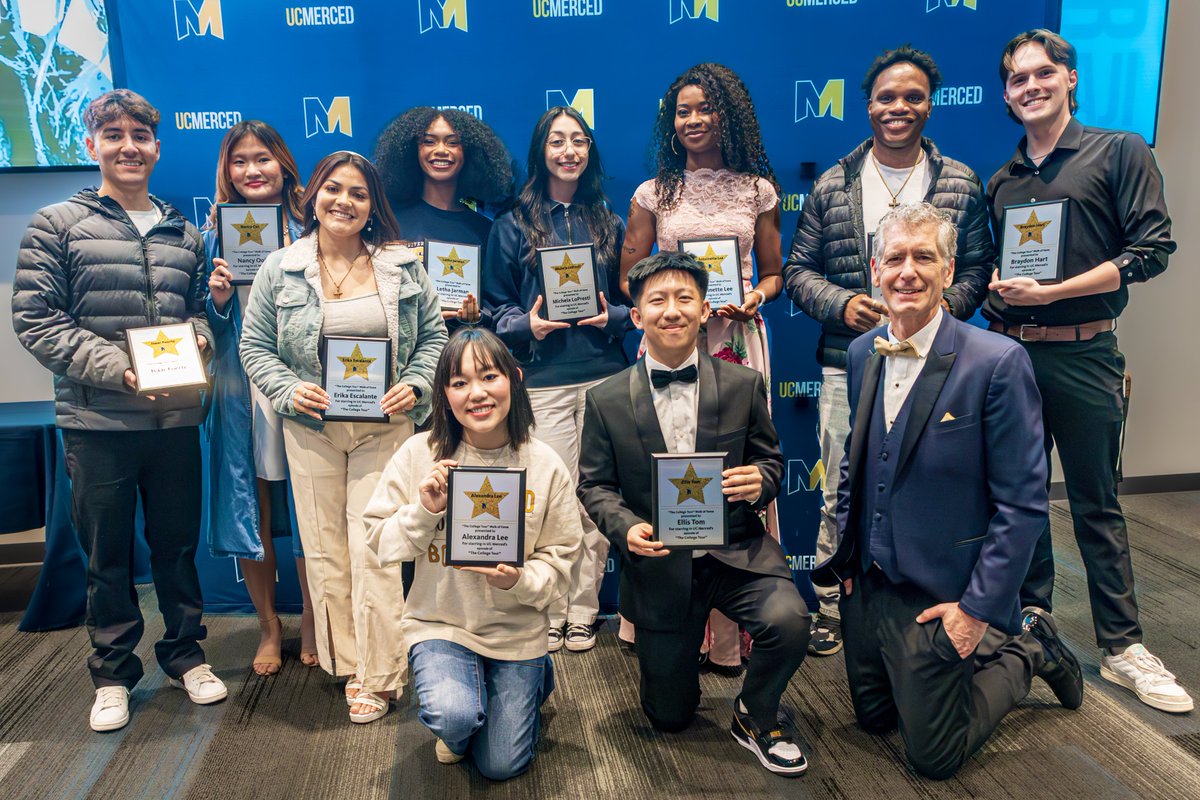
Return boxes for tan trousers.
[283,417,412,693]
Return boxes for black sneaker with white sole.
[564,622,596,652]
[807,614,843,657]
[1021,606,1084,710]
[730,699,808,776]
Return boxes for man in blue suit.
[813,202,1083,780]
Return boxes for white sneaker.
[1100,644,1194,713]
[435,739,464,764]
[168,664,228,705]
[90,686,130,732]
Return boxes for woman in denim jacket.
[240,151,447,724]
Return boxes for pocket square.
[940,412,957,422]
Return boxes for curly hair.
[373,107,514,210]
[860,44,943,99]
[649,63,780,212]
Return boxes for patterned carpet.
[0,492,1196,800]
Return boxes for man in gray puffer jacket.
[11,89,226,732]
[783,47,993,657]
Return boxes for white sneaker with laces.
[168,664,228,705]
[90,686,130,732]
[1100,644,1194,713]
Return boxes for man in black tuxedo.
[578,252,810,776]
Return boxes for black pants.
[635,555,810,732]
[842,568,1041,780]
[1018,333,1141,648]
[61,427,207,688]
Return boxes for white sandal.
[349,691,390,724]
[344,676,363,706]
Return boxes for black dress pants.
[1018,333,1141,649]
[841,567,1042,780]
[635,555,810,732]
[61,426,207,688]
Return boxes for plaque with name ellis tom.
[651,452,730,549]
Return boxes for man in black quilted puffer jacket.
[12,89,226,732]
[782,46,993,658]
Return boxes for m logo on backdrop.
[418,0,467,33]
[669,0,718,23]
[304,96,353,138]
[795,79,844,122]
[786,458,825,495]
[927,0,977,11]
[546,89,595,129]
[173,0,223,40]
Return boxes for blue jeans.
[409,639,554,781]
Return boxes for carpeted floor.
[0,492,1197,799]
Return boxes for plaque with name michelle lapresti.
[678,237,745,308]
[216,203,284,285]
[445,466,527,567]
[319,335,391,423]
[124,321,207,395]
[425,239,481,310]
[1000,199,1068,284]
[651,452,729,549]
[536,243,600,323]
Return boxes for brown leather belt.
[988,319,1114,343]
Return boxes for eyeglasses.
[546,136,592,153]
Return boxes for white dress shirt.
[882,309,943,432]
[644,349,700,454]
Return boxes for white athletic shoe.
[1100,644,1194,713]
[90,686,130,732]
[168,664,228,705]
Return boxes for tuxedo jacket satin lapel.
[630,360,668,455]
[630,356,719,454]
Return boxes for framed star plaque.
[124,321,207,395]
[678,238,745,309]
[999,199,1068,284]
[445,466,527,567]
[651,452,729,549]
[425,239,481,311]
[535,243,600,323]
[318,335,392,422]
[216,203,285,285]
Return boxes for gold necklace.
[316,236,367,299]
[872,151,924,208]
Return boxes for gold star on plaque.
[465,476,509,519]
[551,252,584,286]
[696,243,728,275]
[338,344,375,380]
[232,210,269,246]
[143,330,182,358]
[669,463,713,505]
[1015,210,1052,246]
[437,246,470,278]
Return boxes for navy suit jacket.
[814,314,1048,632]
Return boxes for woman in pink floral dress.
[619,63,784,672]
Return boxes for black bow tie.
[650,364,698,389]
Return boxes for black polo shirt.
[984,117,1174,327]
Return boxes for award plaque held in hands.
[535,243,600,323]
[319,335,391,423]
[425,239,481,311]
[124,321,207,395]
[651,452,729,549]
[678,238,744,309]
[999,199,1068,284]
[216,203,284,285]
[445,466,527,567]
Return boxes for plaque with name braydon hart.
[1000,199,1067,284]
[445,466,527,567]
[678,237,745,309]
[425,239,481,311]
[536,243,600,323]
[125,321,208,395]
[319,335,391,422]
[216,203,284,285]
[651,452,729,549]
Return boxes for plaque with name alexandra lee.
[445,466,527,567]
[124,321,207,395]
[216,203,284,285]
[651,452,729,549]
[536,243,600,323]
[678,237,745,309]
[1000,199,1068,284]
[425,239,481,311]
[319,335,391,423]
